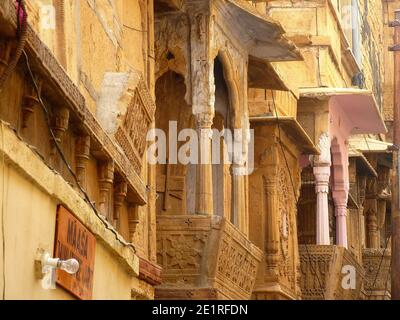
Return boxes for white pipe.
[352,0,362,65]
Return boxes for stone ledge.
[0,121,140,277]
[139,256,162,286]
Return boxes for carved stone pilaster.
[333,191,349,249]
[262,173,279,277]
[195,112,214,215]
[189,9,215,116]
[21,76,43,129]
[114,180,128,229]
[75,136,90,187]
[50,107,69,155]
[314,165,331,245]
[98,161,114,222]
[366,203,379,249]
[231,127,250,234]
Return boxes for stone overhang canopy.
[249,115,320,155]
[349,148,378,177]
[299,88,387,135]
[349,136,394,168]
[349,136,393,154]
[248,56,289,90]
[219,0,302,62]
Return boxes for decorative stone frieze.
[363,248,391,300]
[299,245,364,300]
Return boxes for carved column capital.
[313,132,331,166]
[195,112,214,129]
[313,165,330,194]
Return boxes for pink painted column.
[313,165,331,245]
[333,190,349,249]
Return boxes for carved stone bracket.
[98,160,114,222]
[21,75,42,129]
[50,106,69,154]
[128,205,140,242]
[75,135,90,187]
[114,180,128,229]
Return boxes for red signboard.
[54,206,96,300]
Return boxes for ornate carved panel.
[114,79,155,175]
[363,248,391,300]
[299,245,365,300]
[156,215,263,300]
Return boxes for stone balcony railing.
[156,215,263,300]
[299,245,365,300]
[362,248,391,300]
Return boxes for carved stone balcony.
[299,245,365,300]
[362,248,391,300]
[155,215,263,300]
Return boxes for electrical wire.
[271,91,326,300]
[362,135,393,299]
[366,236,391,300]
[0,0,29,300]
[22,51,136,253]
[0,0,28,92]
[1,122,6,300]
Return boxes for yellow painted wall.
[0,162,142,299]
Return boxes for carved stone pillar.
[231,127,250,234]
[358,175,367,249]
[189,7,215,216]
[365,177,379,249]
[313,165,331,245]
[366,203,379,249]
[195,112,214,215]
[75,135,90,188]
[98,161,114,222]
[377,199,387,246]
[114,180,127,229]
[263,171,280,276]
[50,107,70,155]
[313,133,331,245]
[231,163,246,234]
[333,190,349,248]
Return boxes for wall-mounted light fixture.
[35,249,79,290]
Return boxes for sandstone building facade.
[0,0,396,300]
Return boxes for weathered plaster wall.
[359,0,384,109]
[382,0,400,123]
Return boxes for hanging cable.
[271,91,326,300]
[366,235,392,299]
[1,122,6,300]
[22,50,136,252]
[0,0,28,92]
